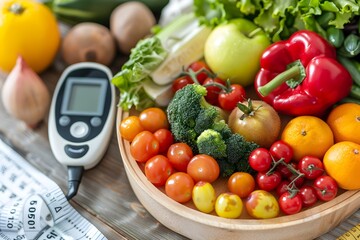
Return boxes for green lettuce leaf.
[194,0,360,42]
[112,37,167,111]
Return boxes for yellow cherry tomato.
[245,190,279,219]
[0,0,61,73]
[192,181,216,214]
[215,192,243,219]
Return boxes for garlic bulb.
[1,56,50,128]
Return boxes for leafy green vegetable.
[194,0,360,42]
[112,13,200,111]
[112,37,167,110]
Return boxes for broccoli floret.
[196,127,259,177]
[217,160,236,178]
[224,133,259,176]
[194,107,219,135]
[211,120,233,140]
[167,84,225,152]
[197,129,227,159]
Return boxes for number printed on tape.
[0,138,107,240]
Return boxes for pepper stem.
[257,60,306,97]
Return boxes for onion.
[1,56,50,128]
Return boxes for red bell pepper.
[255,30,352,116]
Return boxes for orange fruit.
[281,116,334,161]
[0,0,61,73]
[323,141,360,190]
[326,103,360,145]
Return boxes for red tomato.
[298,156,324,180]
[167,143,193,172]
[287,171,305,188]
[187,154,220,183]
[276,164,293,179]
[227,172,255,198]
[187,60,211,84]
[203,77,226,106]
[154,129,174,154]
[279,192,303,215]
[269,140,293,163]
[248,148,273,172]
[130,131,159,163]
[145,155,174,187]
[276,180,290,197]
[172,75,194,93]
[313,175,338,201]
[139,107,169,132]
[119,115,144,142]
[299,185,318,207]
[165,172,194,203]
[256,171,282,191]
[218,84,246,111]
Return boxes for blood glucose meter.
[48,62,115,199]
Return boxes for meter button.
[90,117,102,127]
[59,116,70,127]
[64,144,89,158]
[70,121,89,138]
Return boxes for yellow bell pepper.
[0,0,60,73]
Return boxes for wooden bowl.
[116,108,360,240]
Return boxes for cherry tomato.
[276,164,293,179]
[287,172,305,188]
[215,192,243,219]
[298,156,324,180]
[276,180,290,197]
[167,143,193,172]
[165,172,194,203]
[187,154,220,183]
[139,107,169,132]
[154,129,174,154]
[248,148,273,172]
[130,131,159,163]
[313,175,338,201]
[245,190,279,219]
[192,181,216,213]
[187,60,211,84]
[145,155,174,187]
[299,185,318,207]
[269,140,293,163]
[203,77,226,106]
[119,115,144,142]
[256,171,282,191]
[172,75,194,93]
[279,192,303,215]
[218,84,246,111]
[227,172,255,198]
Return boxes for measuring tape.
[0,136,108,240]
[337,224,360,240]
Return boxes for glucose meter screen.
[63,78,106,116]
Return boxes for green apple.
[204,18,271,87]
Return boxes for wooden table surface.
[0,54,359,240]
